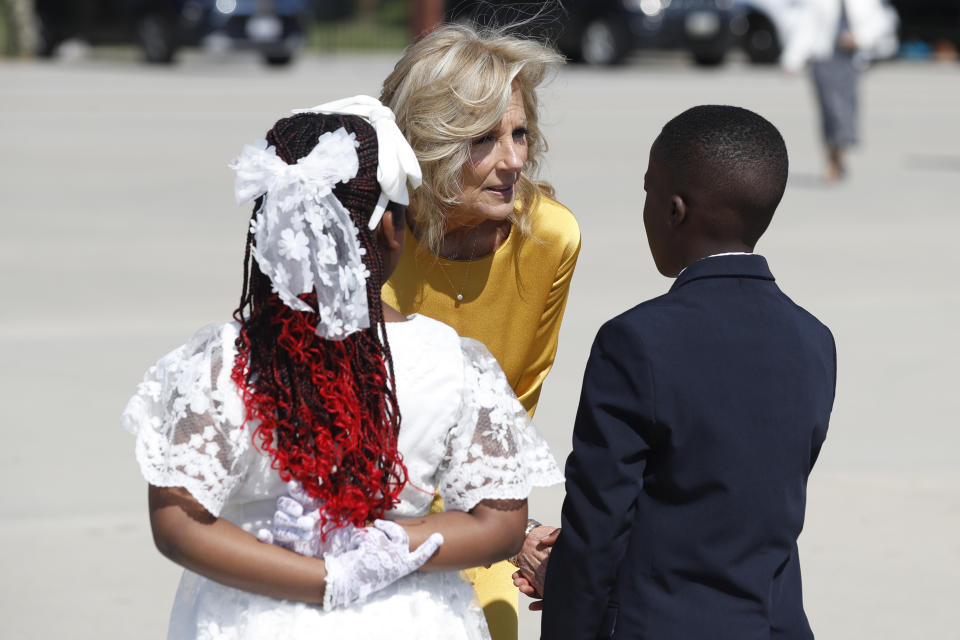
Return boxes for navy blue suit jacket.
[541,255,836,640]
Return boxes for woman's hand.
[838,30,857,52]
[512,525,559,599]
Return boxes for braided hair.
[230,112,406,532]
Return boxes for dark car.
[447,0,743,66]
[890,0,960,49]
[35,0,308,65]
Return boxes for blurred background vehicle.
[18,0,949,67]
[889,0,960,55]
[34,0,308,64]
[732,0,800,64]
[311,0,354,22]
[447,0,745,66]
[735,0,904,65]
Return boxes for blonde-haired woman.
[380,24,580,640]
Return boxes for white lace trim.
[436,338,564,512]
[121,324,250,517]
[231,129,371,340]
[122,323,563,520]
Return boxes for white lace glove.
[256,481,318,551]
[323,519,443,611]
[257,481,360,557]
[257,482,443,609]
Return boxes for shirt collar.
[677,252,752,276]
[670,253,774,292]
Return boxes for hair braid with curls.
[230,113,406,532]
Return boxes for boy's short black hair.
[655,105,788,247]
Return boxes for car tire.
[693,50,726,66]
[580,17,629,66]
[743,12,780,65]
[33,11,60,57]
[264,53,293,66]
[137,13,176,64]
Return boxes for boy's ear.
[669,195,687,228]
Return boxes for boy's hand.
[513,571,545,610]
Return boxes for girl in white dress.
[121,101,563,640]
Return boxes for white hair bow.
[229,128,371,340]
[293,95,422,229]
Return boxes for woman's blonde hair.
[380,23,563,253]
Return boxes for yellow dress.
[382,196,581,640]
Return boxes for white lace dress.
[122,314,563,640]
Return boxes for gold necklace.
[437,232,480,305]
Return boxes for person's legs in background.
[811,52,859,181]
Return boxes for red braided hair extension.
[230,113,406,532]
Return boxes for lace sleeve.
[121,324,251,517]
[436,338,564,513]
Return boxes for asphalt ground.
[1,50,958,639]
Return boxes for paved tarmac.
[1,50,958,639]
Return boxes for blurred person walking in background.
[781,0,897,181]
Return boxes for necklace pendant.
[456,293,464,301]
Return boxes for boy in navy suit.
[536,106,836,639]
